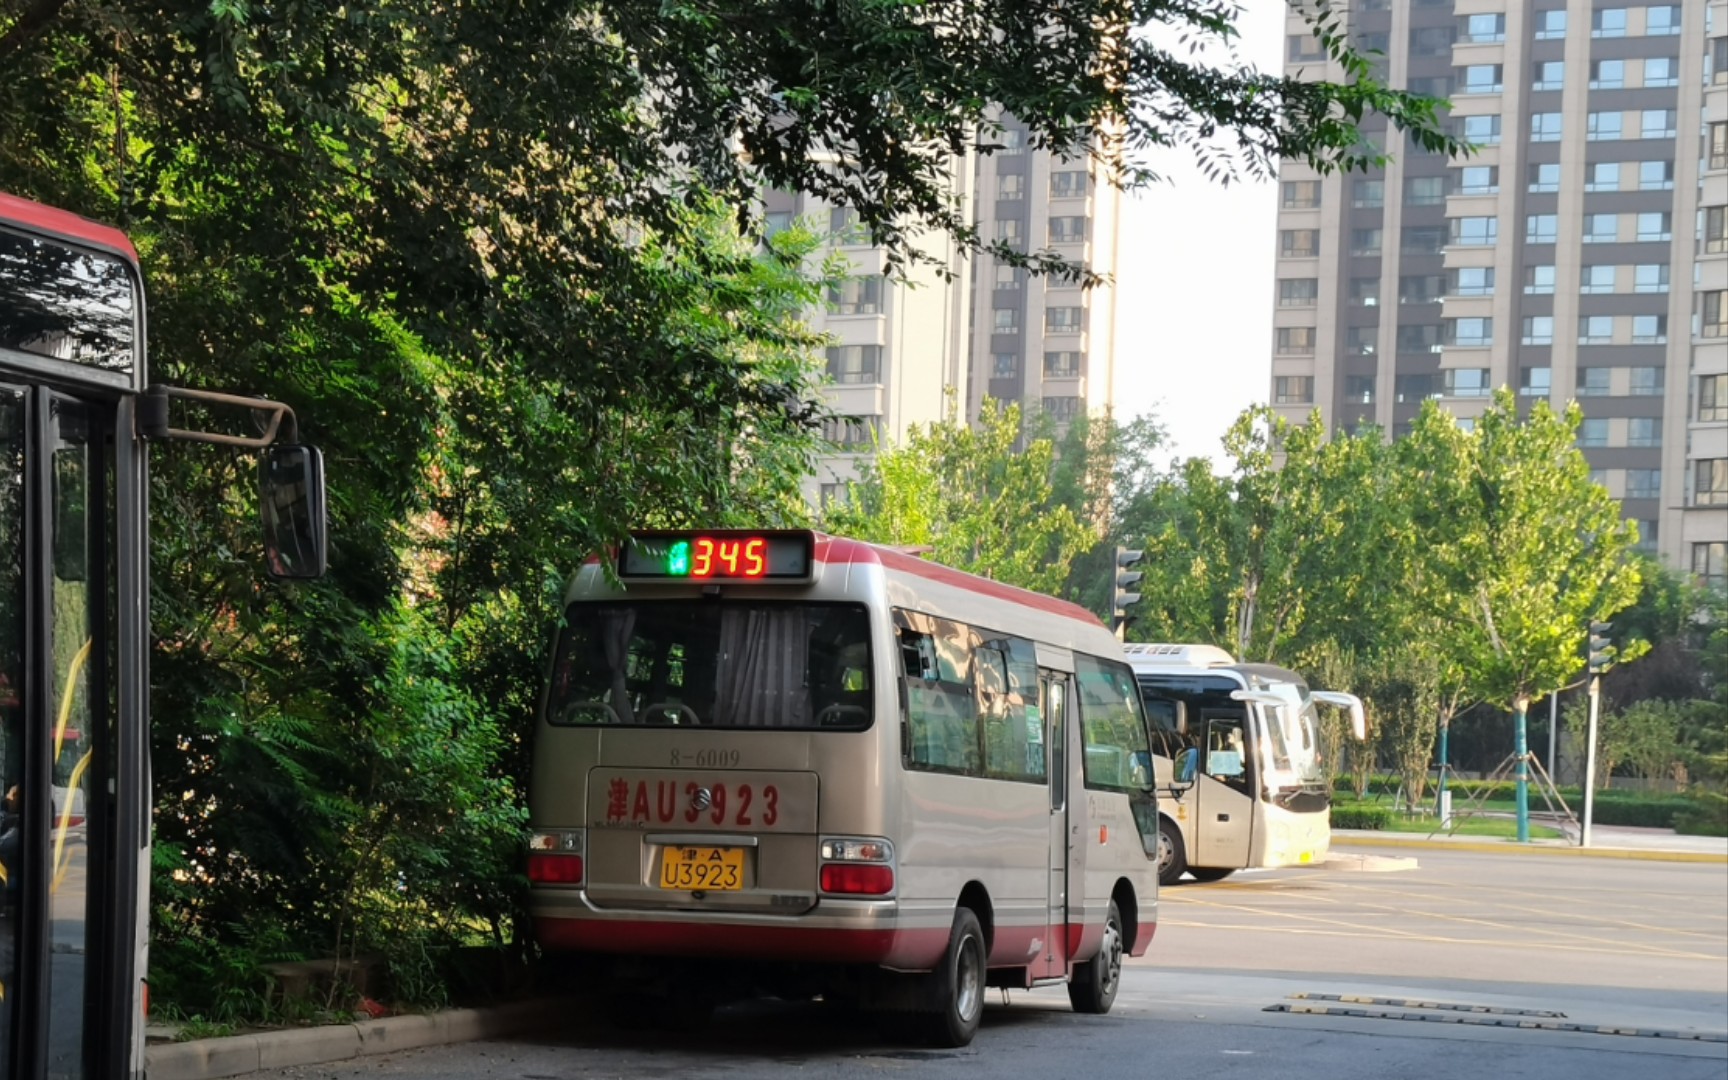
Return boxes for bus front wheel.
[1157,819,1187,887]
[922,907,986,1047]
[1066,899,1122,1015]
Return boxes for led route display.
[618,530,814,582]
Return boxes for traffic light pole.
[1582,673,1601,848]
[1514,700,1530,843]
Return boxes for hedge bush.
[1331,805,1393,830]
[1332,775,1723,833]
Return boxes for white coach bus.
[527,530,1162,1046]
[1125,644,1364,886]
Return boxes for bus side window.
[898,624,979,774]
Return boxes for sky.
[1111,1,1287,469]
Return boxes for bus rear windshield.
[546,601,873,730]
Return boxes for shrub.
[1673,793,1728,837]
[1331,805,1392,830]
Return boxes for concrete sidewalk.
[1332,822,1728,862]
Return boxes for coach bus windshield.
[0,229,136,373]
[545,601,873,730]
[1255,683,1325,795]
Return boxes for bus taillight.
[528,829,585,886]
[819,837,895,896]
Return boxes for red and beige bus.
[528,530,1162,1046]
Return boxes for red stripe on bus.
[0,193,139,262]
[815,536,1104,626]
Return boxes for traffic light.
[1112,546,1145,638]
[1587,621,1615,676]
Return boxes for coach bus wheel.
[923,907,986,1047]
[1156,819,1187,887]
[1187,866,1235,883]
[1066,899,1122,1015]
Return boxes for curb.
[1331,835,1728,863]
[146,998,569,1080]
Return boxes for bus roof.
[1122,643,1237,668]
[0,192,139,264]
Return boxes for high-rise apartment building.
[783,113,1121,509]
[1271,0,1727,589]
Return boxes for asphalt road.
[264,845,1728,1080]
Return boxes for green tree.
[824,399,1094,594]
[1359,644,1443,807]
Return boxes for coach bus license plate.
[660,845,745,891]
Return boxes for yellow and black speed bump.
[1265,995,1728,1042]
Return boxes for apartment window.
[1700,373,1728,420]
[1462,114,1503,146]
[1406,177,1446,206]
[828,276,884,315]
[1712,124,1728,170]
[1592,8,1627,37]
[1403,227,1446,255]
[1461,13,1506,42]
[1046,305,1084,333]
[1410,26,1456,55]
[1276,327,1316,355]
[992,352,1019,377]
[1634,519,1659,552]
[1352,179,1385,208]
[1643,57,1679,87]
[1579,316,1615,345]
[1345,326,1378,356]
[1693,542,1728,592]
[1628,418,1661,447]
[1395,374,1442,402]
[1351,228,1383,256]
[997,174,1024,200]
[1628,367,1664,395]
[1626,469,1661,499]
[1585,163,1620,192]
[1285,177,1320,207]
[996,128,1025,154]
[1581,264,1617,294]
[1043,351,1082,377]
[826,344,884,384]
[1588,59,1623,89]
[1525,264,1557,294]
[1522,316,1555,345]
[1345,376,1375,404]
[1400,275,1445,304]
[1705,207,1727,254]
[1451,217,1498,246]
[1453,165,1499,194]
[1288,34,1327,61]
[823,416,881,449]
[1579,418,1609,447]
[1282,229,1319,257]
[1274,376,1315,405]
[1460,64,1503,93]
[1636,213,1671,241]
[1531,113,1563,142]
[829,207,861,238]
[1445,318,1494,347]
[1583,214,1618,244]
[1527,214,1559,243]
[1631,315,1666,344]
[1443,368,1492,397]
[1699,461,1728,507]
[1534,61,1566,90]
[1397,324,1442,353]
[1048,216,1087,243]
[1349,277,1380,307]
[1051,171,1088,198]
[995,264,1023,290]
[1586,111,1623,141]
[1638,161,1674,190]
[1703,291,1728,337]
[1534,9,1567,38]
[1528,163,1561,193]
[995,219,1023,245]
[1520,366,1552,396]
[1408,75,1455,98]
[1043,396,1083,422]
[1644,5,1680,35]
[1357,30,1390,54]
[1634,264,1669,293]
[1715,37,1728,85]
[818,482,849,509]
[1278,278,1319,307]
[763,211,792,237]
[1451,267,1495,296]
[1639,110,1676,140]
[993,308,1020,334]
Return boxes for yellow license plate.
[659,845,745,891]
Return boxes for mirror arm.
[140,384,299,447]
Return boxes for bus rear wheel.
[921,907,986,1047]
[1187,866,1235,883]
[1156,819,1187,887]
[1066,899,1122,1015]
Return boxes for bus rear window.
[546,601,872,730]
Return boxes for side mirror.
[1175,746,1199,786]
[1313,691,1367,741]
[260,444,328,579]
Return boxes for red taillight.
[820,863,894,895]
[528,853,584,885]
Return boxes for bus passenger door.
[1038,671,1071,981]
[1195,713,1253,870]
